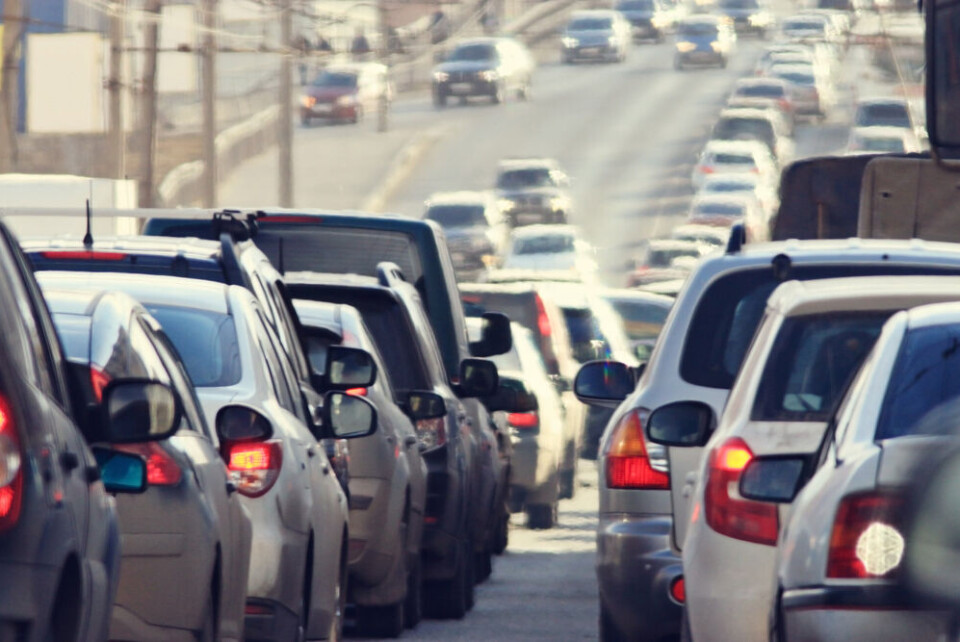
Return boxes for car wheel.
[404,553,423,629]
[463,537,476,610]
[599,601,627,642]
[493,504,509,554]
[475,548,493,584]
[526,502,557,529]
[680,605,693,642]
[327,552,346,642]
[197,590,216,642]
[559,468,576,500]
[45,570,81,642]
[358,601,405,638]
[422,539,468,619]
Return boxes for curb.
[360,124,450,213]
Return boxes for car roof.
[647,238,704,250]
[36,270,232,314]
[509,224,579,239]
[285,270,382,289]
[905,301,960,329]
[768,276,960,317]
[21,234,222,258]
[425,191,493,207]
[497,157,559,170]
[602,287,674,307]
[703,139,768,154]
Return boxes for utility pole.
[138,0,162,207]
[279,0,294,207]
[0,0,24,173]
[201,0,217,206]
[377,0,389,132]
[108,0,126,178]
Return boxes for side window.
[405,293,449,385]
[252,310,298,413]
[138,318,207,436]
[258,310,307,423]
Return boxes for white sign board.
[26,32,105,134]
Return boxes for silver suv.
[574,237,960,642]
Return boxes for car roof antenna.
[82,199,94,248]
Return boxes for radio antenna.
[83,199,94,248]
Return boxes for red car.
[300,62,391,125]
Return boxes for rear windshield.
[693,202,746,216]
[562,308,612,363]
[713,118,775,148]
[678,22,718,36]
[618,0,653,9]
[817,0,851,8]
[783,18,825,31]
[736,84,785,98]
[720,0,759,8]
[704,179,755,193]
[607,298,671,340]
[497,168,555,189]
[146,305,243,387]
[569,17,613,30]
[876,324,960,439]
[512,235,574,255]
[858,136,906,153]
[461,291,537,335]
[647,247,698,266]
[856,104,911,128]
[426,205,487,228]
[681,265,960,389]
[777,72,815,85]
[711,153,755,165]
[752,311,890,421]
[449,44,495,62]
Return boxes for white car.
[846,126,922,154]
[697,172,779,216]
[687,193,769,241]
[679,276,960,642]
[691,139,778,190]
[501,224,598,282]
[669,223,731,250]
[768,62,834,118]
[779,13,840,43]
[853,97,926,143]
[424,190,510,277]
[711,107,794,165]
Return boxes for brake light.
[115,442,182,486]
[699,166,715,174]
[670,577,685,604]
[0,396,23,533]
[826,492,905,579]
[534,294,551,337]
[605,409,669,490]
[226,440,283,498]
[704,437,778,546]
[40,250,127,261]
[507,411,539,430]
[90,366,111,403]
[416,417,446,450]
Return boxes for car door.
[144,320,251,641]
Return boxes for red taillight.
[115,442,182,486]
[90,366,111,403]
[699,166,715,174]
[604,409,669,490]
[40,250,127,260]
[670,577,685,604]
[534,294,551,337]
[704,437,778,546]
[507,411,539,429]
[345,387,367,396]
[416,417,446,450]
[0,396,23,533]
[826,492,905,579]
[226,440,283,498]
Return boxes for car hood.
[305,86,355,102]
[434,61,496,74]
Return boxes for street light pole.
[0,0,24,173]
[139,0,162,207]
[201,0,217,207]
[108,0,126,178]
[279,0,294,207]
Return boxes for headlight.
[479,70,499,81]
[710,41,722,51]
[433,71,449,82]
[748,13,763,25]
[550,197,566,210]
[676,41,697,53]
[562,36,579,48]
[608,35,620,45]
[335,94,356,106]
[498,198,515,211]
[301,95,316,107]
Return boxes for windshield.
[704,179,755,193]
[856,104,911,127]
[710,152,755,165]
[144,306,243,387]
[426,205,487,227]
[568,17,613,30]
[511,234,574,254]
[719,0,760,8]
[783,18,825,31]
[877,324,960,439]
[777,71,816,85]
[678,22,719,37]
[645,247,698,266]
[497,168,556,189]
[753,311,891,421]
[617,0,654,9]
[736,84,785,98]
[311,72,358,88]
[449,43,496,62]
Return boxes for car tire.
[463,538,476,610]
[559,467,576,500]
[526,502,557,529]
[493,505,509,554]
[328,551,347,642]
[197,591,216,642]
[599,601,627,642]
[475,548,493,584]
[680,605,693,642]
[404,553,423,629]
[423,540,468,619]
[358,601,405,638]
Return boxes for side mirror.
[94,448,148,494]
[101,380,181,443]
[458,358,499,398]
[325,345,377,389]
[469,312,512,357]
[646,401,715,447]
[573,360,634,407]
[322,391,378,439]
[738,456,808,503]
[216,404,274,443]
[485,375,538,412]
[404,391,447,420]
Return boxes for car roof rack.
[726,223,746,254]
[376,261,407,288]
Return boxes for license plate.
[517,213,544,225]
[580,47,601,54]
[450,83,473,94]
[690,52,714,61]
[312,104,334,115]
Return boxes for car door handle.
[322,463,330,475]
[226,482,238,495]
[404,435,418,448]
[306,446,316,458]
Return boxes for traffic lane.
[366,463,601,642]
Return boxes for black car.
[431,37,535,107]
[715,0,773,36]
[616,0,672,42]
[495,158,573,226]
[0,219,174,642]
[287,265,501,619]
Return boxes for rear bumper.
[781,585,952,642]
[420,447,464,580]
[301,103,358,120]
[243,598,300,642]
[0,561,59,639]
[597,514,682,641]
[676,50,724,65]
[110,604,197,642]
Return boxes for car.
[711,107,794,165]
[727,78,798,130]
[495,158,573,226]
[767,63,834,118]
[846,125,922,154]
[601,288,673,362]
[292,298,430,635]
[669,223,730,249]
[460,282,585,499]
[697,172,779,217]
[560,10,632,63]
[470,320,565,528]
[678,276,960,642]
[755,43,837,80]
[500,225,598,283]
[713,0,774,37]
[771,300,960,641]
[285,266,501,620]
[627,238,707,287]
[300,62,391,126]
[40,270,372,641]
[25,230,355,497]
[431,37,535,107]
[0,219,175,642]
[673,16,737,70]
[39,283,254,642]
[691,139,779,190]
[573,238,960,642]
[853,97,924,142]
[615,0,674,42]
[688,193,769,241]
[424,191,509,280]
[779,13,839,43]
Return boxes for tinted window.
[497,168,555,189]
[876,324,960,439]
[711,153,755,164]
[682,265,960,389]
[856,104,911,128]
[713,118,775,149]
[608,298,670,340]
[512,235,575,255]
[618,0,653,10]
[753,312,890,421]
[646,247,699,266]
[312,72,358,87]
[561,308,611,363]
[693,202,747,217]
[720,0,759,8]
[858,136,906,153]
[568,17,613,30]
[426,205,487,228]
[777,72,815,85]
[737,84,785,98]
[678,22,719,36]
[703,179,755,193]
[145,306,242,387]
[449,44,495,61]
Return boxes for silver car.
[561,10,632,63]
